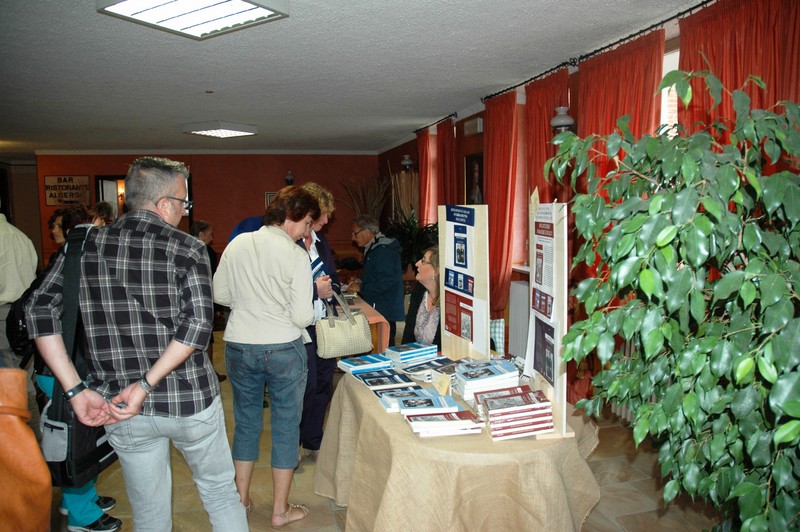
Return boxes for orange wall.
[36,153,378,264]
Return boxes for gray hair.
[353,214,379,234]
[124,157,188,210]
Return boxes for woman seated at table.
[402,246,441,349]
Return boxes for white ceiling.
[0,0,702,164]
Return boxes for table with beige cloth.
[313,374,602,531]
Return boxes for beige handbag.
[315,293,373,358]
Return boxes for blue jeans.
[225,337,307,469]
[104,395,247,531]
[36,374,103,527]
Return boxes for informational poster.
[525,194,572,438]
[439,204,490,359]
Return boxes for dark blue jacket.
[359,234,405,322]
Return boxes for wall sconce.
[550,106,575,134]
[285,170,295,185]
[401,155,414,172]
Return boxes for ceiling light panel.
[182,120,258,138]
[96,0,289,40]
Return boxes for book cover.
[337,353,392,374]
[483,390,552,415]
[486,409,554,427]
[385,342,438,360]
[417,426,483,438]
[375,386,437,412]
[490,424,555,441]
[406,410,481,430]
[354,369,414,390]
[489,416,555,434]
[473,384,533,409]
[398,395,460,416]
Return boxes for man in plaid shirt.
[26,157,247,531]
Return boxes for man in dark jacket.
[351,215,405,347]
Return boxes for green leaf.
[649,194,665,216]
[614,257,642,289]
[656,225,678,247]
[781,400,800,418]
[717,166,740,202]
[769,371,800,417]
[658,70,685,93]
[773,420,800,446]
[757,355,778,384]
[663,479,680,504]
[759,273,787,308]
[672,187,700,225]
[684,225,710,268]
[676,78,692,109]
[763,299,793,334]
[714,270,745,301]
[742,225,762,253]
[735,357,755,384]
[596,332,615,365]
[607,132,622,158]
[633,418,650,446]
[690,289,706,323]
[681,154,700,184]
[639,268,656,297]
[683,392,700,425]
[700,197,723,222]
[644,328,664,360]
[740,280,756,308]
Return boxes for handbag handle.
[322,292,357,328]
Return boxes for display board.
[524,193,573,438]
[439,205,491,360]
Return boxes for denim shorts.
[225,337,307,469]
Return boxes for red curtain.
[524,68,570,203]
[417,128,437,225]
[679,0,800,128]
[484,92,520,319]
[436,118,458,211]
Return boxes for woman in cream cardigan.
[213,185,320,527]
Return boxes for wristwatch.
[139,376,155,394]
[63,380,89,400]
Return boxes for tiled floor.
[50,330,724,531]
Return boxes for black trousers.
[299,327,337,450]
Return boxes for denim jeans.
[225,337,307,469]
[104,395,247,531]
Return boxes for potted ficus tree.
[547,70,799,531]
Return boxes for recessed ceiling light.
[182,121,258,138]
[96,0,289,40]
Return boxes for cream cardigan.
[214,225,313,344]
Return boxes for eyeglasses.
[162,196,193,211]
[352,228,366,237]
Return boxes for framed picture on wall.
[265,192,277,208]
[465,153,484,205]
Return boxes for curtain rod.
[482,0,716,103]
[414,112,457,134]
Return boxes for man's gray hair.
[353,214,380,234]
[124,157,188,210]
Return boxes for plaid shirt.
[26,210,218,418]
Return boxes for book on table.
[397,356,457,382]
[417,426,484,438]
[452,358,520,401]
[337,353,393,375]
[487,409,554,428]
[385,342,438,362]
[398,394,460,416]
[353,369,415,390]
[374,386,439,413]
[473,384,533,417]
[483,390,552,416]
[490,423,555,441]
[488,414,554,433]
[405,409,482,432]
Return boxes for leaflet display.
[439,205,490,359]
[525,196,572,438]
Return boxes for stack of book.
[477,387,554,440]
[385,342,439,366]
[397,356,457,383]
[373,385,440,413]
[405,410,484,438]
[398,393,460,417]
[352,368,414,391]
[452,358,520,402]
[337,353,393,375]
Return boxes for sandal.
[271,503,309,527]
